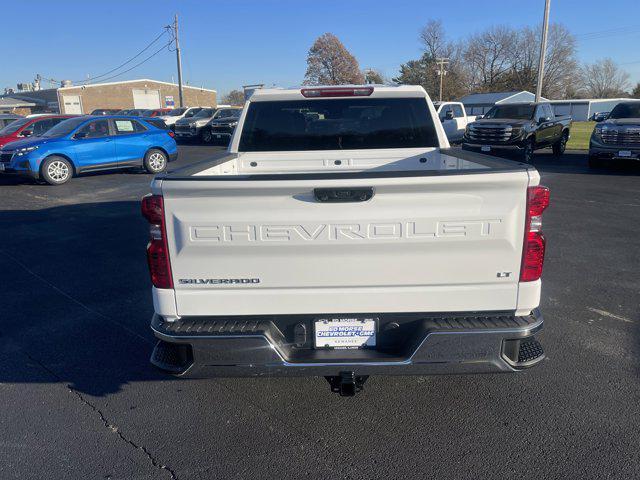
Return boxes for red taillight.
[141,194,173,289]
[520,186,550,282]
[141,194,164,224]
[521,231,546,282]
[167,130,175,138]
[301,87,374,98]
[527,185,550,216]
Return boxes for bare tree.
[506,24,578,98]
[399,20,468,100]
[463,26,517,92]
[581,58,630,98]
[304,33,365,85]
[399,20,580,100]
[420,20,455,59]
[540,24,579,98]
[221,89,245,106]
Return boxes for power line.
[81,41,173,85]
[75,28,171,84]
[40,28,172,86]
[575,25,640,41]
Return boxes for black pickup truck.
[588,101,640,168]
[462,102,572,163]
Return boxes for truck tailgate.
[160,171,529,316]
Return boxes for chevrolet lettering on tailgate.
[190,219,503,243]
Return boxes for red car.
[0,115,76,148]
[142,108,172,117]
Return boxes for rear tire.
[143,149,168,174]
[41,156,73,185]
[552,132,568,155]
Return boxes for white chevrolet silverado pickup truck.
[142,85,549,396]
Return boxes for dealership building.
[0,79,217,115]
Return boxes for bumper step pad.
[518,338,545,364]
[151,340,193,374]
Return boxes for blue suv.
[0,116,177,185]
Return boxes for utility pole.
[435,58,449,101]
[174,14,184,107]
[535,0,551,102]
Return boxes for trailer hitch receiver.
[326,372,369,396]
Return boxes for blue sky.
[4,0,640,96]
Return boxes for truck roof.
[249,85,428,102]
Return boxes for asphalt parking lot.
[1,145,639,479]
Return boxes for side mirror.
[74,131,89,139]
[538,117,550,125]
[442,111,454,121]
[476,114,484,120]
[20,129,33,137]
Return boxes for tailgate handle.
[314,188,374,203]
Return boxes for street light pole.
[174,14,184,108]
[535,0,551,102]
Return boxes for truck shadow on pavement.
[0,200,174,397]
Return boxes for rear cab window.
[238,98,439,151]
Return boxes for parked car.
[0,114,76,149]
[202,108,243,144]
[463,102,572,162]
[91,109,121,115]
[591,111,610,122]
[0,115,177,185]
[157,107,206,130]
[589,101,640,168]
[433,101,476,143]
[141,108,172,117]
[173,107,240,142]
[0,114,23,129]
[144,85,549,396]
[173,107,223,141]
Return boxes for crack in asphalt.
[23,351,178,480]
[2,249,178,478]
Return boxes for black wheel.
[521,139,535,163]
[588,155,603,169]
[41,156,73,185]
[201,128,213,144]
[552,132,568,155]
[143,149,168,174]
